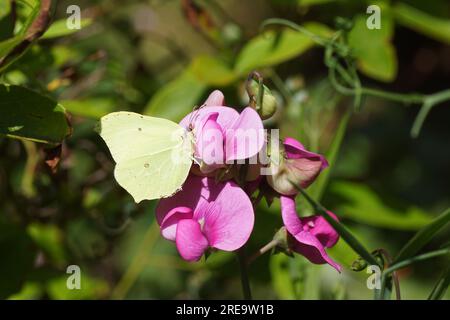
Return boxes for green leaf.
[393,3,450,44]
[61,98,116,119]
[0,0,14,41]
[394,208,450,263]
[191,55,237,86]
[143,68,207,122]
[0,0,50,73]
[8,282,43,300]
[0,85,71,144]
[329,181,433,230]
[17,0,41,36]
[235,22,332,73]
[428,265,450,300]
[0,36,24,58]
[348,13,397,82]
[27,223,67,267]
[386,248,449,275]
[0,0,9,15]
[46,273,109,300]
[0,222,37,299]
[42,18,93,39]
[297,0,337,6]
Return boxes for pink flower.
[156,175,255,262]
[203,90,225,107]
[179,91,264,174]
[281,195,341,272]
[267,137,328,196]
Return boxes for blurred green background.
[0,0,449,299]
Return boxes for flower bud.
[248,80,277,120]
[267,137,328,196]
[351,257,368,271]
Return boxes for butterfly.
[97,111,199,203]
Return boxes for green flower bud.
[249,80,277,120]
[351,257,368,272]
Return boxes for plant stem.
[247,239,280,265]
[411,89,450,137]
[377,248,401,300]
[21,140,38,198]
[385,248,450,275]
[263,18,450,137]
[379,248,449,300]
[237,248,252,300]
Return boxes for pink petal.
[176,219,209,262]
[301,211,340,248]
[179,107,239,133]
[197,180,254,251]
[281,196,341,271]
[284,137,305,157]
[225,107,264,162]
[286,157,326,189]
[156,176,214,226]
[203,90,225,107]
[290,231,342,272]
[283,137,328,170]
[160,206,194,241]
[280,196,303,236]
[194,113,225,169]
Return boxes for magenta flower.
[281,195,341,272]
[268,137,328,196]
[179,91,264,174]
[156,175,255,261]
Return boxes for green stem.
[263,18,450,137]
[359,87,424,104]
[379,248,449,300]
[261,18,329,46]
[21,140,38,198]
[378,274,392,300]
[247,239,280,265]
[237,248,252,300]
[385,248,450,275]
[377,248,401,300]
[411,89,450,137]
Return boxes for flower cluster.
[156,90,341,271]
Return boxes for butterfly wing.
[98,112,193,202]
